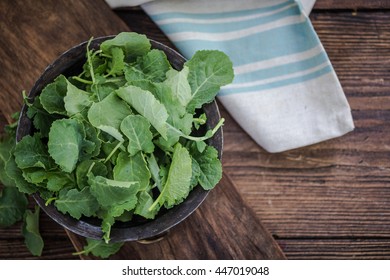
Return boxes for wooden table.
[1,0,390,259]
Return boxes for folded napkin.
[107,0,354,153]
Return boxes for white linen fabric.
[106,0,354,152]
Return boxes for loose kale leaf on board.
[0,132,17,188]
[0,186,28,227]
[78,238,124,258]
[22,206,44,256]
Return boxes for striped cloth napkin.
[106,0,354,153]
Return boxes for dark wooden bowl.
[16,36,223,243]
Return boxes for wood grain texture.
[0,0,128,122]
[68,173,286,260]
[314,0,390,9]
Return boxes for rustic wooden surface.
[0,0,284,260]
[1,0,390,259]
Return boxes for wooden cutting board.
[67,172,286,259]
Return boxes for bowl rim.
[16,35,223,242]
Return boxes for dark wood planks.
[314,0,390,10]
[0,0,129,122]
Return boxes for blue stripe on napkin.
[144,0,331,95]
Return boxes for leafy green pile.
[0,115,44,256]
[0,32,233,257]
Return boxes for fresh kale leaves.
[0,32,234,259]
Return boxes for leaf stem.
[104,141,124,163]
[168,118,225,142]
[45,197,57,206]
[72,76,93,85]
[86,38,96,85]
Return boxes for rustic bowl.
[16,35,223,243]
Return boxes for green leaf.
[14,133,54,170]
[185,50,234,112]
[190,145,222,190]
[100,213,115,243]
[78,238,123,258]
[106,47,125,76]
[39,74,67,115]
[124,65,147,83]
[4,154,38,194]
[22,168,47,186]
[100,32,151,62]
[64,80,92,116]
[81,120,101,158]
[120,115,154,156]
[22,206,44,256]
[76,160,108,189]
[88,92,132,131]
[164,66,192,107]
[46,172,74,192]
[190,157,201,189]
[0,186,28,227]
[151,83,192,136]
[0,131,17,188]
[116,85,169,139]
[27,97,60,137]
[83,51,107,78]
[113,151,151,192]
[98,125,124,143]
[135,191,158,219]
[55,187,99,219]
[48,119,85,173]
[150,143,192,210]
[89,175,139,208]
[146,153,162,192]
[136,49,171,82]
